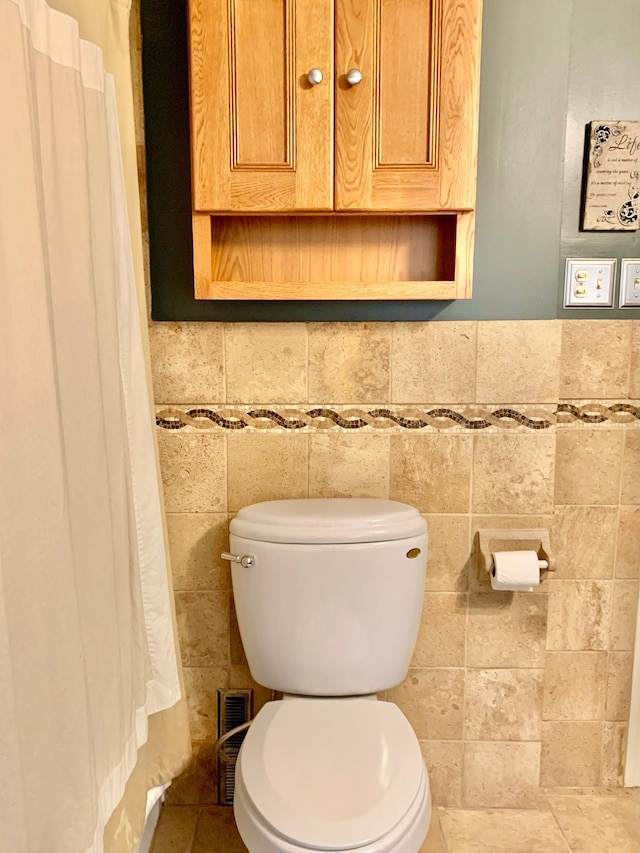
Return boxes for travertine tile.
[309,434,390,498]
[551,506,617,579]
[149,322,224,404]
[621,431,640,506]
[559,320,631,399]
[467,593,548,668]
[150,805,201,853]
[158,434,227,513]
[540,721,602,787]
[175,591,230,667]
[182,667,229,741]
[308,323,390,402]
[476,321,561,403]
[412,594,467,667]
[472,434,555,514]
[167,513,231,591]
[610,580,638,650]
[191,806,248,852]
[542,786,639,799]
[224,323,307,403]
[628,320,639,398]
[616,507,640,578]
[546,580,612,651]
[462,742,542,808]
[605,652,633,721]
[542,652,607,721]
[424,515,470,592]
[391,322,477,403]
[547,791,640,852]
[390,434,472,513]
[387,669,464,740]
[420,741,463,807]
[165,742,218,805]
[439,808,571,853]
[465,669,543,741]
[554,429,624,506]
[469,515,551,592]
[418,809,448,853]
[601,723,629,787]
[227,434,308,511]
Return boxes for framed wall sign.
[582,120,640,231]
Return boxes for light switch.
[564,258,616,308]
[619,259,640,308]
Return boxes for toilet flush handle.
[221,552,255,569]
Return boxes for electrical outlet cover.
[564,258,616,308]
[619,258,640,308]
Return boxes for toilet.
[226,498,430,853]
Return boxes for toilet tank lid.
[230,499,426,544]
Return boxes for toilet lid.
[239,699,425,850]
[230,499,426,544]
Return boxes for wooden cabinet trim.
[197,280,458,300]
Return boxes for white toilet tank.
[229,499,427,696]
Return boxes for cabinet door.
[335,0,481,211]
[189,0,333,212]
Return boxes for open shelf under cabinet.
[192,211,474,301]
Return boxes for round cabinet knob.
[346,68,362,86]
[307,68,323,85]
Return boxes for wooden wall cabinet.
[188,0,482,300]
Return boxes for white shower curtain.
[0,1,185,850]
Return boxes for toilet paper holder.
[477,529,554,576]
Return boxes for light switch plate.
[564,258,616,308]
[619,259,640,308]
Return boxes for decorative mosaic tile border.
[156,402,640,433]
[556,402,640,424]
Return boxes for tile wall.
[130,0,638,809]
[149,319,640,807]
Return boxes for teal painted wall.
[442,0,572,319]
[557,0,640,318]
[142,0,640,320]
[434,0,640,320]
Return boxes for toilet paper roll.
[491,550,542,592]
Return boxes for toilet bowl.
[225,498,431,853]
[233,697,431,853]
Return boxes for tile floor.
[150,787,640,853]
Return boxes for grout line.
[385,432,391,500]
[387,324,392,500]
[387,325,394,408]
[435,808,452,853]
[623,322,634,401]
[223,420,230,517]
[599,417,631,783]
[221,324,228,405]
[545,798,574,852]
[186,805,203,853]
[471,320,479,404]
[459,446,474,803]
[303,323,309,406]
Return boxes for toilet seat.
[237,698,425,851]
